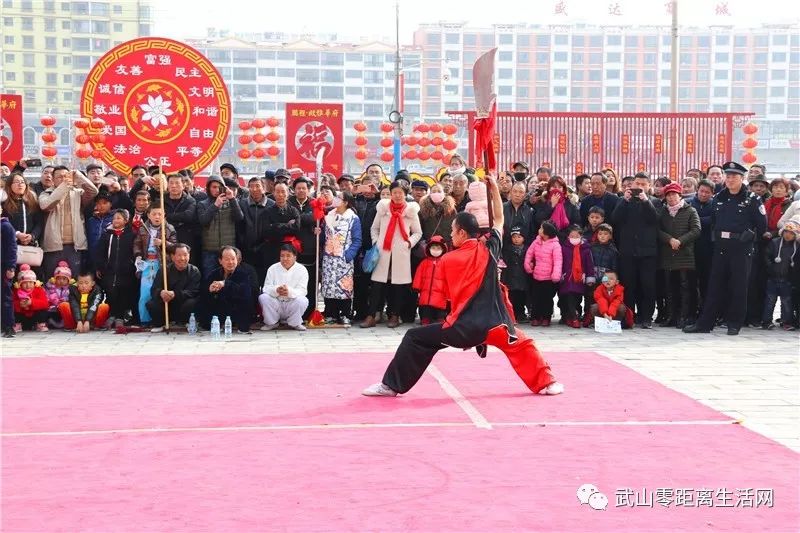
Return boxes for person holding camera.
[684,161,767,336]
[197,175,244,277]
[611,171,662,328]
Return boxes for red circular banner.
[81,37,230,174]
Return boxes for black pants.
[1,277,13,330]
[18,310,48,329]
[655,268,668,320]
[200,296,252,332]
[300,260,317,320]
[353,251,371,320]
[696,242,752,331]
[324,298,351,320]
[508,289,527,321]
[418,305,447,323]
[146,297,197,327]
[665,269,697,322]
[103,281,133,320]
[746,244,768,324]
[530,280,557,320]
[619,255,657,323]
[695,247,713,313]
[560,292,582,321]
[368,282,408,317]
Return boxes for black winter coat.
[611,196,662,257]
[95,226,136,287]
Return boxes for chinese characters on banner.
[80,37,231,174]
[654,134,663,154]
[558,134,568,155]
[686,133,695,154]
[284,103,343,178]
[525,133,534,154]
[0,94,23,161]
[718,133,727,154]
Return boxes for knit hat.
[663,182,682,196]
[17,264,37,283]
[53,260,72,280]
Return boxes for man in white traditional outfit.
[259,244,309,331]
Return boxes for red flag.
[472,48,497,171]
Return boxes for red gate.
[447,111,753,181]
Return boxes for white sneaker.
[150,326,164,333]
[260,323,278,331]
[362,382,398,397]
[292,324,307,331]
[538,382,565,395]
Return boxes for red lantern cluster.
[40,116,58,160]
[238,120,253,160]
[353,122,368,162]
[266,116,281,160]
[402,123,457,162]
[379,122,394,163]
[74,117,105,161]
[741,123,758,166]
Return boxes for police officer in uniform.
[684,161,767,335]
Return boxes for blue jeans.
[762,279,793,324]
[201,251,219,279]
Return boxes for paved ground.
[1,323,798,451]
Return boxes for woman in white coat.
[360,181,422,328]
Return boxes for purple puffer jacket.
[559,241,595,294]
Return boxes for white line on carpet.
[1,419,739,438]
[426,363,493,430]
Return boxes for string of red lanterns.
[741,122,758,166]
[73,117,105,162]
[40,115,58,160]
[379,122,394,162]
[353,122,368,162]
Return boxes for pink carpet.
[2,352,798,532]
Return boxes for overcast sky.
[153,0,795,43]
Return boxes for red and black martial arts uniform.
[381,229,557,394]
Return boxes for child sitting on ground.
[412,236,449,325]
[44,261,74,329]
[58,272,109,333]
[12,264,49,332]
[589,270,628,325]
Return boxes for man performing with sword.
[362,174,564,397]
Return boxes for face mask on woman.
[331,195,342,208]
[429,191,445,204]
[569,237,582,246]
[450,165,466,177]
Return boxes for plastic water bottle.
[224,316,233,340]
[187,313,197,335]
[210,316,221,340]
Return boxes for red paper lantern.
[238,148,252,159]
[418,137,431,147]
[443,139,458,151]
[353,122,367,132]
[431,137,443,146]
[443,124,457,135]
[380,152,393,162]
[40,116,56,127]
[742,152,757,164]
[41,146,58,158]
[742,123,758,135]
[742,138,758,149]
[90,134,106,145]
[91,149,103,159]
[239,121,252,131]
[418,151,431,161]
[76,134,90,144]
[41,132,58,143]
[266,116,280,128]
[266,131,280,142]
[380,122,394,133]
[354,149,368,161]
[267,146,280,157]
[75,148,92,159]
[239,135,253,145]
[354,136,368,146]
[431,150,444,160]
[252,148,266,159]
[90,118,106,129]
[430,123,442,133]
[405,136,418,146]
[74,118,90,129]
[253,133,266,144]
[406,150,418,160]
[252,118,266,129]
[417,124,430,133]
[379,138,393,148]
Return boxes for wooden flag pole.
[159,166,170,330]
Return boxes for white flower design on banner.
[140,95,173,128]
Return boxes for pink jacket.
[524,236,563,282]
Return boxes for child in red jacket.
[589,270,628,324]
[12,264,50,332]
[412,236,449,325]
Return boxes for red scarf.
[765,196,786,231]
[551,195,570,230]
[383,201,409,251]
[571,243,584,283]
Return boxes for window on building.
[426,33,441,45]
[623,87,637,98]
[553,86,567,97]
[590,52,603,65]
[258,85,275,94]
[769,86,785,97]
[92,20,109,33]
[277,85,294,95]
[573,70,584,81]
[297,86,319,99]
[554,51,567,62]
[536,69,549,81]
[498,68,512,79]
[364,87,383,100]
[321,70,343,83]
[716,35,730,46]
[570,87,583,98]
[771,70,787,80]
[642,87,656,98]
[769,103,784,115]
[232,50,257,63]
[4,72,15,81]
[321,52,343,66]
[554,69,568,80]
[516,86,529,98]
[46,54,57,68]
[364,71,382,84]
[588,70,602,81]
[276,51,294,61]
[297,69,319,83]
[320,86,343,99]
[589,35,603,47]
[536,52,549,64]
[573,53,584,65]
[463,33,477,46]
[539,34,553,46]
[345,86,362,96]
[734,35,747,47]
[643,70,657,82]
[426,85,440,97]
[535,86,549,98]
[22,53,35,67]
[21,16,33,30]
[498,85,512,96]
[498,33,512,45]
[753,70,767,82]
[606,86,620,97]
[232,67,256,81]
[624,70,637,82]
[606,35,621,46]
[606,69,620,79]
[498,51,512,62]
[23,72,36,84]
[695,87,709,98]
[573,35,584,47]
